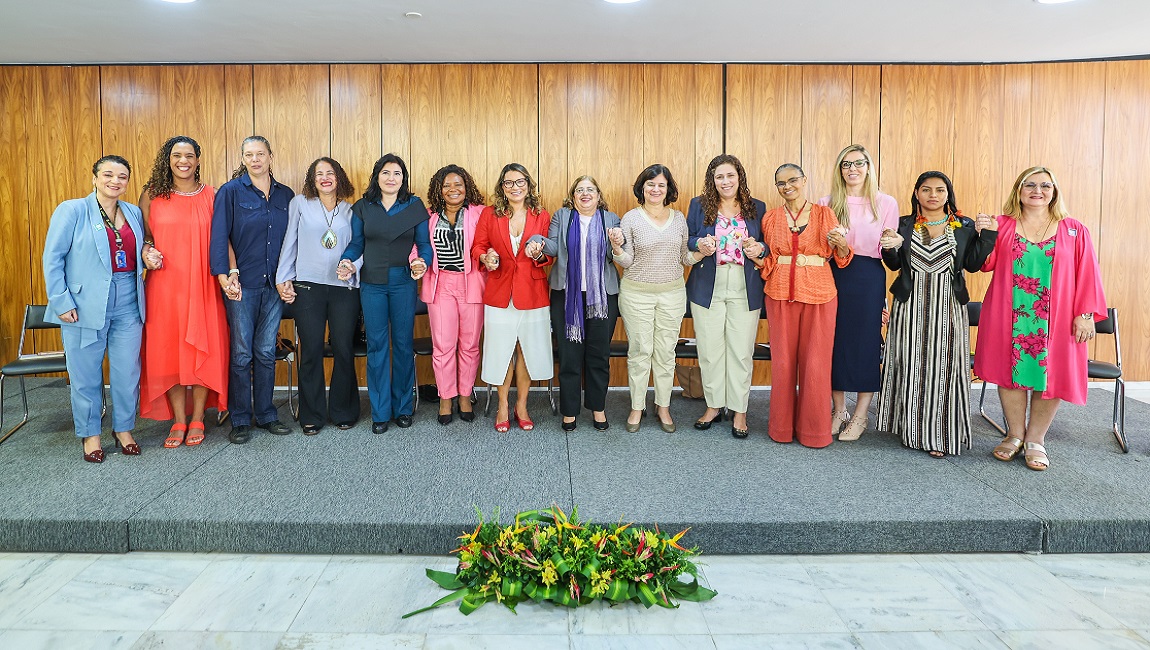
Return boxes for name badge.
[1068,228,1077,237]
[115,250,127,269]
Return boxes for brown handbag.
[675,363,704,399]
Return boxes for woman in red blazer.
[471,163,552,432]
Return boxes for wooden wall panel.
[253,64,330,194]
[801,65,855,200]
[726,65,803,210]
[878,65,955,215]
[223,65,254,176]
[538,66,569,211]
[641,64,722,213]
[331,64,382,197]
[483,64,539,196]
[381,64,412,164]
[0,68,30,362]
[1098,60,1150,374]
[999,64,1033,200]
[25,66,102,354]
[852,66,883,163]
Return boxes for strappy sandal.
[186,421,206,446]
[164,423,187,448]
[839,416,867,441]
[831,409,850,437]
[928,450,945,458]
[992,436,1024,462]
[1024,442,1049,471]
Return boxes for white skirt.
[481,298,554,384]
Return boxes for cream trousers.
[692,263,760,412]
[619,278,686,410]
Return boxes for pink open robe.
[973,215,1106,405]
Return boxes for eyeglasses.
[775,176,805,188]
[1021,181,1055,192]
[573,187,598,195]
[501,178,528,189]
[840,160,868,170]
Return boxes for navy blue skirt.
[830,255,886,392]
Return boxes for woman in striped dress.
[877,172,996,457]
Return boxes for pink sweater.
[816,193,899,258]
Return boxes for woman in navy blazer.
[684,155,768,438]
[43,155,156,462]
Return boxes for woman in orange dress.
[138,135,229,447]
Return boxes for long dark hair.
[362,153,412,204]
[910,171,959,217]
[700,154,754,226]
[143,135,201,199]
[230,135,273,180]
[427,164,485,214]
[302,157,355,200]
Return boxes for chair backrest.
[966,301,982,327]
[1095,307,1117,335]
[26,305,60,331]
[415,296,429,316]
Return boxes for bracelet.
[143,239,155,247]
[228,268,239,276]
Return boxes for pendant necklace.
[320,200,339,249]
[785,201,808,233]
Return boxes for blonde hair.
[1002,166,1069,221]
[828,144,881,228]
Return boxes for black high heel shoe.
[562,418,577,432]
[113,431,141,456]
[458,396,476,422]
[694,410,724,430]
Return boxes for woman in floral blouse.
[974,166,1106,471]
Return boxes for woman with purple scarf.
[534,175,622,432]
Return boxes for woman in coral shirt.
[760,163,852,448]
[471,163,552,432]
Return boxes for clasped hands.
[142,244,164,270]
[826,226,849,253]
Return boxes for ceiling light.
[603,0,642,4]
[1034,0,1077,4]
[405,11,422,18]
[159,0,197,3]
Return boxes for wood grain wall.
[1,61,1146,389]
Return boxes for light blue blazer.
[42,193,147,331]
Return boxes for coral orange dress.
[139,185,229,419]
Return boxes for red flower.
[1013,305,1030,322]
[1014,275,1042,295]
[1011,236,1027,260]
[1033,289,1051,320]
[1015,330,1048,358]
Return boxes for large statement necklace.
[785,201,809,233]
[320,200,339,249]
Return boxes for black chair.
[277,304,298,420]
[1089,308,1126,452]
[414,297,433,410]
[0,305,69,444]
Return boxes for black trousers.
[293,281,362,426]
[549,289,619,417]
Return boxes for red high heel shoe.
[495,420,510,433]
[82,439,105,464]
[515,415,534,431]
[113,431,141,456]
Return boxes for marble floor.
[3,551,1150,649]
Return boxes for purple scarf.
[565,210,608,342]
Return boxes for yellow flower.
[644,531,658,550]
[588,568,613,597]
[590,530,605,546]
[571,536,586,551]
[541,560,558,586]
[512,540,527,554]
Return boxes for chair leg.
[1113,378,1128,453]
[412,354,420,411]
[289,359,299,421]
[217,410,230,426]
[978,381,1007,435]
[548,379,558,415]
[0,375,32,445]
[485,383,493,417]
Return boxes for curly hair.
[492,163,541,216]
[301,157,355,200]
[700,155,755,226]
[632,164,678,206]
[142,136,201,199]
[561,175,610,213]
[427,164,485,214]
[230,135,273,180]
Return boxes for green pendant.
[321,229,338,249]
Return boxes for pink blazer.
[413,204,487,304]
[973,216,1106,405]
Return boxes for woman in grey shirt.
[276,157,362,434]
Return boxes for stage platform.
[0,379,1145,556]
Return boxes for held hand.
[700,235,718,256]
[975,213,996,233]
[276,281,295,304]
[144,246,164,270]
[878,228,903,250]
[410,258,427,280]
[1073,315,1096,344]
[740,237,763,260]
[608,227,625,247]
[525,240,543,260]
[59,309,78,324]
[484,247,500,271]
[882,308,890,326]
[226,275,242,302]
[827,227,848,251]
[336,259,355,282]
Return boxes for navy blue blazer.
[685,196,767,310]
[42,193,147,330]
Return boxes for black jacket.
[881,215,996,304]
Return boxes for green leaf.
[604,579,629,602]
[668,577,717,602]
[401,587,468,618]
[459,591,489,615]
[426,569,463,590]
[502,579,524,598]
[551,552,573,576]
[636,582,657,608]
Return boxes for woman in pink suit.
[420,165,487,425]
[975,166,1106,471]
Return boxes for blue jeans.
[61,272,142,437]
[224,283,283,426]
[360,269,416,422]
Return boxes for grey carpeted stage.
[1,379,1145,555]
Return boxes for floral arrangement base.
[403,505,717,617]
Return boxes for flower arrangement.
[403,505,717,617]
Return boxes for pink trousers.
[427,271,484,399]
[764,297,837,448]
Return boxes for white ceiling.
[2,0,1148,65]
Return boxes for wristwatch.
[1080,313,1092,320]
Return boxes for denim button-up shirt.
[210,172,295,288]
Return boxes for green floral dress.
[1010,234,1055,390]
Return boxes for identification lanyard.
[98,201,128,270]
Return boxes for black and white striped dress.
[877,227,971,455]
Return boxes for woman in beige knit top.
[613,164,705,433]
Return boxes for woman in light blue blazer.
[43,155,155,463]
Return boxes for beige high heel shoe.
[838,416,867,441]
[831,409,850,437]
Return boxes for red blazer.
[470,205,551,309]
